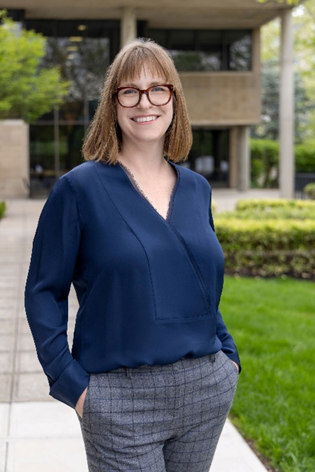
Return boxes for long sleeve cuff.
[49,359,90,408]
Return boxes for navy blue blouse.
[25,159,240,409]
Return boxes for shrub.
[215,199,315,280]
[250,140,315,188]
[295,142,315,173]
[230,198,315,220]
[0,201,6,219]
[250,139,279,188]
[304,183,315,199]
[216,218,315,279]
[235,198,315,211]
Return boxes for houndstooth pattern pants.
[76,350,239,472]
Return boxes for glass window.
[30,124,85,175]
[24,19,120,179]
[25,19,118,114]
[59,125,85,173]
[29,125,57,196]
[36,35,110,106]
[228,33,252,71]
[187,129,230,186]
[29,125,55,174]
[147,29,252,72]
[170,50,221,72]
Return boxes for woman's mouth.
[131,115,159,123]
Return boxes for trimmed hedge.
[216,219,315,279]
[215,200,315,280]
[229,198,315,220]
[0,201,6,219]
[235,198,315,211]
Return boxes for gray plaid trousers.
[76,350,239,472]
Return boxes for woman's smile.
[131,114,160,124]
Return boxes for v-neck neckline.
[117,159,180,223]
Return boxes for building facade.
[0,1,302,196]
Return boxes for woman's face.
[116,66,173,150]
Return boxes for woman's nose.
[137,92,151,108]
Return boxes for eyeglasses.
[114,84,174,108]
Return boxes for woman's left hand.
[75,387,88,419]
[231,360,239,372]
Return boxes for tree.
[252,1,315,142]
[252,61,313,142]
[0,11,70,123]
[257,0,300,4]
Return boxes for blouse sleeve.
[24,174,90,408]
[209,190,241,371]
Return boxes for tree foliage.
[0,11,70,123]
[257,0,300,4]
[252,61,313,142]
[252,1,315,142]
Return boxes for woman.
[25,38,241,472]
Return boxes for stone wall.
[0,120,29,198]
[181,72,261,126]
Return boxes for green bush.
[0,201,6,219]
[229,198,315,220]
[295,142,315,172]
[215,200,315,279]
[304,182,315,199]
[235,198,315,211]
[250,139,315,188]
[216,218,315,279]
[250,139,279,188]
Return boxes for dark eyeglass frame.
[114,84,174,108]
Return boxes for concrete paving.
[212,188,280,213]
[0,194,270,472]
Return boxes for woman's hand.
[75,387,88,418]
[231,360,240,372]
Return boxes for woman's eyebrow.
[120,81,164,88]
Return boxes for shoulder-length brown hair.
[83,38,192,165]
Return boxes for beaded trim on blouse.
[117,160,176,221]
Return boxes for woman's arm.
[24,175,90,408]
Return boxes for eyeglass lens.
[117,86,171,107]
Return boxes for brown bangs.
[116,45,172,87]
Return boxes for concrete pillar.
[120,8,137,49]
[237,126,250,191]
[0,120,29,198]
[280,8,294,198]
[229,127,238,189]
[252,28,261,75]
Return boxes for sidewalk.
[0,196,269,472]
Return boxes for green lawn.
[221,276,315,472]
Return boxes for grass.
[221,276,315,472]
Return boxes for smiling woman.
[25,37,241,472]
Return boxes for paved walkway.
[0,195,271,472]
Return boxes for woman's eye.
[151,86,165,92]
[122,89,137,95]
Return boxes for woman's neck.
[117,140,168,177]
